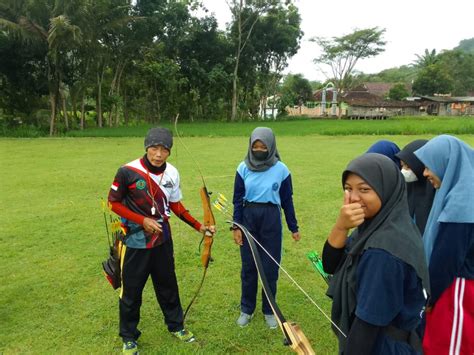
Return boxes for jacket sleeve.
[169,201,202,232]
[322,240,346,274]
[279,174,298,233]
[232,171,245,224]
[429,222,474,305]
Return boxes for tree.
[278,74,312,113]
[437,50,474,96]
[0,0,84,135]
[413,48,438,68]
[454,38,474,53]
[412,64,454,96]
[251,3,302,119]
[227,0,280,121]
[312,27,386,117]
[388,83,410,100]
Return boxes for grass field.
[3,116,474,138]
[1,132,473,354]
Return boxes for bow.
[174,114,216,320]
[214,193,347,352]
[233,220,315,355]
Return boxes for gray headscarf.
[244,127,280,172]
[327,153,430,352]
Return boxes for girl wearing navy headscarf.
[414,135,474,354]
[366,140,401,169]
[232,127,300,329]
[322,153,429,354]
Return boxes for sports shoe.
[264,314,278,329]
[236,312,252,327]
[172,328,196,343]
[122,340,139,355]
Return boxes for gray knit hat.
[144,127,173,151]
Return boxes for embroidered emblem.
[136,179,146,190]
[272,182,279,191]
[163,181,173,188]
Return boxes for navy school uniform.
[355,248,426,354]
[233,161,298,315]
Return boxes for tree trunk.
[71,94,79,125]
[96,68,104,128]
[114,63,126,126]
[229,0,260,122]
[61,91,69,130]
[123,88,129,125]
[80,94,85,130]
[231,62,239,122]
[49,93,57,136]
[230,2,243,122]
[153,81,161,123]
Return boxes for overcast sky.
[200,0,473,81]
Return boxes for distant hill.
[454,38,474,53]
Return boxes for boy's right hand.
[143,217,162,234]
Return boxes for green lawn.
[1,133,473,354]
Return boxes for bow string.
[214,193,347,352]
[174,114,216,320]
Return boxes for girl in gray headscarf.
[322,153,429,354]
[232,127,300,329]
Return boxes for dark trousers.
[240,204,282,315]
[119,239,184,342]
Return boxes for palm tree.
[0,0,83,135]
[413,48,438,68]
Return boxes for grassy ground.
[1,133,473,354]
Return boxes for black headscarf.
[396,140,436,234]
[327,153,430,351]
[244,127,280,172]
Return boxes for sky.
[200,0,473,82]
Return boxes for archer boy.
[108,127,215,354]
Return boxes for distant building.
[417,96,474,116]
[285,84,474,118]
[286,84,419,119]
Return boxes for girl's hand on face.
[335,190,365,231]
[233,229,243,246]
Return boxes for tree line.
[0,0,302,135]
[285,35,474,106]
[1,0,473,136]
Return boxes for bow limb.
[200,186,216,268]
[232,221,315,355]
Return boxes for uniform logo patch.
[136,179,146,190]
[163,181,173,188]
[272,182,279,191]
